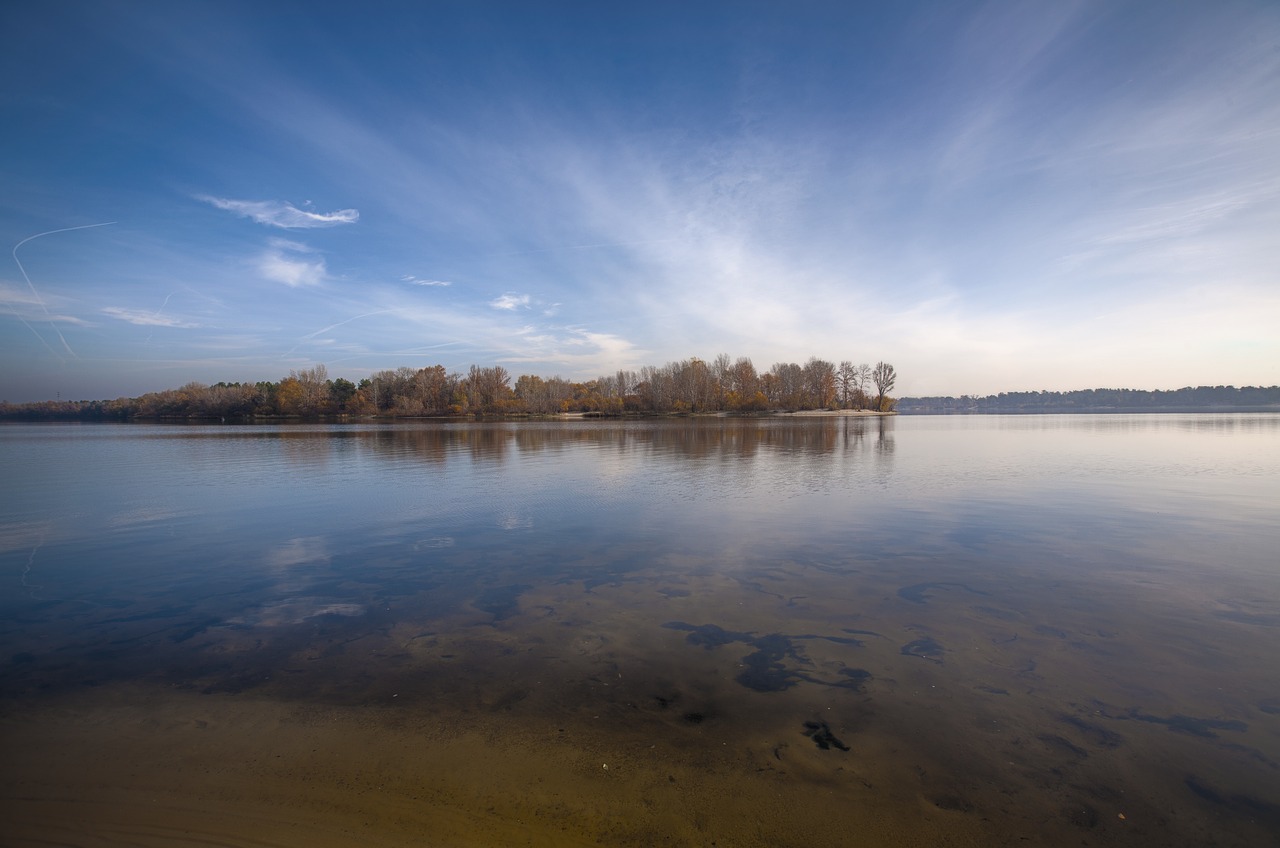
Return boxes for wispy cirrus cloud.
[102,307,200,328]
[401,275,452,287]
[199,195,359,228]
[0,282,52,310]
[489,293,531,310]
[0,283,91,325]
[4,309,91,326]
[259,238,327,287]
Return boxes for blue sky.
[2,0,1277,402]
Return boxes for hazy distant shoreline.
[897,406,1280,415]
[896,385,1280,415]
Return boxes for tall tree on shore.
[872,361,896,411]
[853,363,872,408]
[837,361,855,408]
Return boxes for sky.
[2,0,1278,402]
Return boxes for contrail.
[281,308,398,358]
[302,308,397,340]
[154,290,176,317]
[144,291,177,344]
[12,221,116,359]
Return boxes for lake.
[2,414,1278,847]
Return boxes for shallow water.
[2,415,1279,846]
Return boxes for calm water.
[2,415,1279,847]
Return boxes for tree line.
[0,357,898,421]
[896,385,1280,414]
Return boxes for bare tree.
[466,365,511,413]
[872,361,896,411]
[414,365,456,413]
[672,358,716,412]
[370,367,416,411]
[837,361,855,408]
[769,361,805,409]
[853,363,872,408]
[514,374,573,413]
[639,364,672,411]
[711,353,733,393]
[291,364,330,414]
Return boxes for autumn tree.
[275,377,304,415]
[514,374,572,413]
[589,370,641,412]
[368,367,417,412]
[804,357,837,409]
[292,365,330,414]
[466,365,513,414]
[6,351,908,419]
[769,362,806,409]
[207,382,264,416]
[672,358,717,412]
[345,381,376,414]
[638,364,672,411]
[414,365,458,414]
[724,356,765,411]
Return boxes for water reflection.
[343,416,897,464]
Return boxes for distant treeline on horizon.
[0,356,899,421]
[896,386,1280,414]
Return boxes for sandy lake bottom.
[5,547,1279,847]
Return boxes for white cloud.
[102,307,200,328]
[43,313,90,326]
[268,236,314,252]
[199,195,359,228]
[499,326,641,373]
[401,275,452,287]
[258,241,327,287]
[490,293,531,310]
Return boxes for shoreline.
[769,409,894,417]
